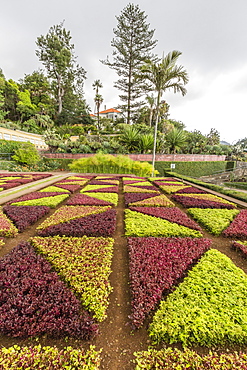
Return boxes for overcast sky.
[1,0,247,143]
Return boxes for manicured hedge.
[149,249,247,346]
[154,161,235,177]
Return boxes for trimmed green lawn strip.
[149,249,247,347]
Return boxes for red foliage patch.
[37,209,117,237]
[0,242,98,339]
[223,210,247,238]
[127,237,212,328]
[3,205,50,232]
[129,206,202,231]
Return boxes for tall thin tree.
[92,79,103,129]
[139,50,189,175]
[101,4,157,124]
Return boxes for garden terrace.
[0,173,247,369]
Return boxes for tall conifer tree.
[101,4,157,124]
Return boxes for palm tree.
[139,50,189,175]
[145,94,156,127]
[92,79,103,129]
[165,128,187,153]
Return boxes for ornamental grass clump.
[149,249,247,347]
[68,153,158,176]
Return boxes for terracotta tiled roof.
[99,108,121,114]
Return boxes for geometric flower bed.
[0,208,18,237]
[0,173,52,191]
[36,205,111,230]
[123,185,159,193]
[0,241,98,339]
[232,240,247,257]
[36,208,117,237]
[7,191,68,204]
[127,237,212,328]
[30,235,114,321]
[149,249,247,347]
[81,184,117,193]
[51,183,81,192]
[39,185,70,193]
[187,208,239,235]
[172,193,236,209]
[82,185,119,193]
[11,194,69,208]
[223,210,247,238]
[124,193,170,206]
[82,192,118,206]
[130,207,202,231]
[159,185,190,194]
[128,194,174,207]
[0,345,101,369]
[66,193,115,206]
[125,209,203,237]
[134,347,247,369]
[3,205,50,232]
[175,186,208,194]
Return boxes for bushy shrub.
[69,153,158,176]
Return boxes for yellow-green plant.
[68,153,158,176]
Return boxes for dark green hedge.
[153,161,235,177]
[42,157,73,170]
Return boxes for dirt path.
[0,175,247,369]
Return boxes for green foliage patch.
[125,209,202,237]
[0,344,101,369]
[11,194,69,208]
[149,249,247,347]
[187,208,240,235]
[134,347,247,369]
[82,192,118,206]
[30,235,114,321]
